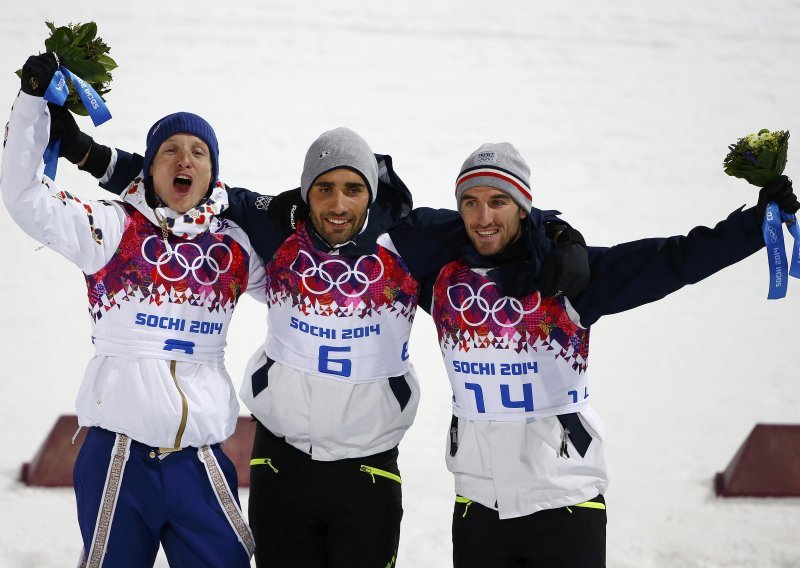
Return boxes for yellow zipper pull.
[360,465,376,483]
[250,458,279,473]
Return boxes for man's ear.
[518,208,527,220]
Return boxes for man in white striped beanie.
[455,142,533,256]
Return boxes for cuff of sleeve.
[79,142,112,179]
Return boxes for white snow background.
[1,1,799,566]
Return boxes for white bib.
[263,227,419,383]
[86,205,251,364]
[433,260,590,421]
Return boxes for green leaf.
[97,54,118,72]
[45,21,57,34]
[56,46,84,68]
[65,58,107,82]
[775,131,789,175]
[77,22,97,43]
[69,104,89,116]
[755,150,776,170]
[45,27,71,53]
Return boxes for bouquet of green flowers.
[724,129,799,299]
[15,21,116,117]
[723,129,789,187]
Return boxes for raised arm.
[1,59,126,274]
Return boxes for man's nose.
[176,148,193,168]
[475,204,492,224]
[329,189,347,213]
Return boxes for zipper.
[159,360,188,454]
[566,500,606,513]
[359,465,402,484]
[153,209,172,255]
[250,458,279,473]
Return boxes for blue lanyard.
[762,201,800,299]
[42,66,112,179]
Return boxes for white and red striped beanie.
[455,142,532,212]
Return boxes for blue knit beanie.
[142,112,219,188]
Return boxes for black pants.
[452,495,606,568]
[249,421,403,567]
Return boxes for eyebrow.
[460,191,510,202]
[314,181,366,188]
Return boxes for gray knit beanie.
[455,142,532,212]
[300,127,378,203]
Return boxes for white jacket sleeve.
[245,246,268,304]
[1,93,127,275]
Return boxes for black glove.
[265,187,309,232]
[757,175,799,224]
[20,53,59,97]
[540,224,590,298]
[47,103,93,164]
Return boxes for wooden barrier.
[20,415,256,487]
[715,423,800,497]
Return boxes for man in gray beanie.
[456,142,532,211]
[424,142,799,567]
[298,127,379,247]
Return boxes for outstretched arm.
[572,200,786,327]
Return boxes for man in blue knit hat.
[2,54,273,567]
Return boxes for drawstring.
[559,427,571,458]
[449,415,459,457]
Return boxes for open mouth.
[173,174,192,194]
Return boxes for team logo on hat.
[318,150,331,159]
[474,152,497,165]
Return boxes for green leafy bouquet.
[723,129,789,187]
[15,21,116,116]
[724,129,799,299]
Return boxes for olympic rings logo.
[290,250,384,297]
[447,282,541,327]
[141,235,233,286]
[768,225,778,244]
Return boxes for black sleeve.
[100,148,144,195]
[399,207,576,313]
[389,207,468,283]
[572,206,764,326]
[223,186,295,262]
[93,144,294,261]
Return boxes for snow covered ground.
[1,1,799,566]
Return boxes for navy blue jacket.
[421,205,764,326]
[102,149,475,282]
